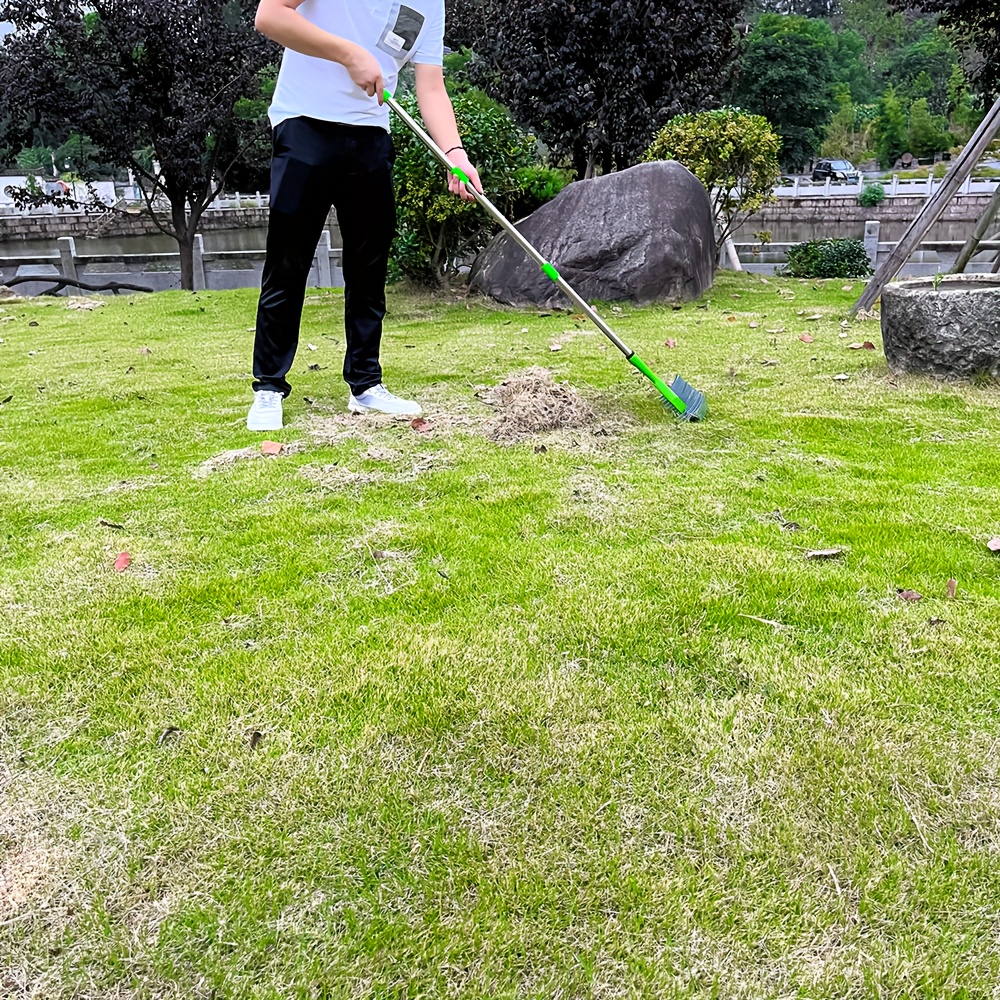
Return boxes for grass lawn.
[2,273,1000,999]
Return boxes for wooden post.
[57,236,79,296]
[851,95,1000,317]
[951,184,1000,274]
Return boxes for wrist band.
[445,145,464,155]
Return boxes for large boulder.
[881,274,1000,378]
[470,161,715,308]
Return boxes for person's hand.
[447,150,482,202]
[344,45,384,102]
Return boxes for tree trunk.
[176,231,196,291]
[170,191,195,291]
[584,152,597,180]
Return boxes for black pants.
[252,116,396,398]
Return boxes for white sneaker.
[247,389,283,431]
[348,383,422,417]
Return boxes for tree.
[904,0,1000,99]
[906,96,951,156]
[0,0,276,290]
[446,0,745,179]
[731,14,841,169]
[879,26,960,114]
[821,86,878,161]
[645,108,782,244]
[874,85,908,166]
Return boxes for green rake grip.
[627,354,687,415]
[449,163,563,285]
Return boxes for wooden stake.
[851,97,1000,316]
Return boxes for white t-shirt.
[269,0,445,131]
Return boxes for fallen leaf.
[28,320,38,327]
[805,314,823,321]
[748,322,759,329]
[760,277,770,283]
[534,444,547,453]
[437,568,450,579]
[760,358,780,366]
[307,343,318,351]
[410,417,431,433]
[0,394,11,405]
[988,537,1000,553]
[946,578,957,599]
[806,548,843,560]
[839,333,848,339]
[260,440,283,456]
[521,327,529,334]
[671,303,682,311]
[765,326,785,334]
[842,285,854,291]
[549,344,562,352]
[664,339,678,348]
[113,551,131,572]
[248,730,263,749]
[897,588,923,602]
[157,727,180,745]
[98,518,124,529]
[138,346,152,355]
[727,315,737,322]
[797,309,805,316]
[799,334,814,343]
[832,374,850,381]
[848,342,866,350]
[862,341,877,350]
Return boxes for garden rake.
[385,91,707,421]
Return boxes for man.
[247,0,482,432]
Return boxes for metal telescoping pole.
[383,92,634,359]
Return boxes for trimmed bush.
[859,182,886,207]
[391,91,538,286]
[644,108,781,245]
[782,239,873,279]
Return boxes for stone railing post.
[316,229,332,287]
[192,233,207,291]
[57,236,79,295]
[864,220,881,267]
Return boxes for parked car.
[812,159,861,183]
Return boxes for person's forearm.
[416,79,463,155]
[255,5,359,64]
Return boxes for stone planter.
[881,273,1000,378]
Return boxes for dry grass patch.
[483,367,596,444]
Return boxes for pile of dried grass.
[484,367,595,444]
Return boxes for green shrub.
[644,108,781,245]
[782,239,873,279]
[390,91,538,286]
[859,182,886,207]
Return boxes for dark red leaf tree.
[0,0,276,289]
[446,0,745,179]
